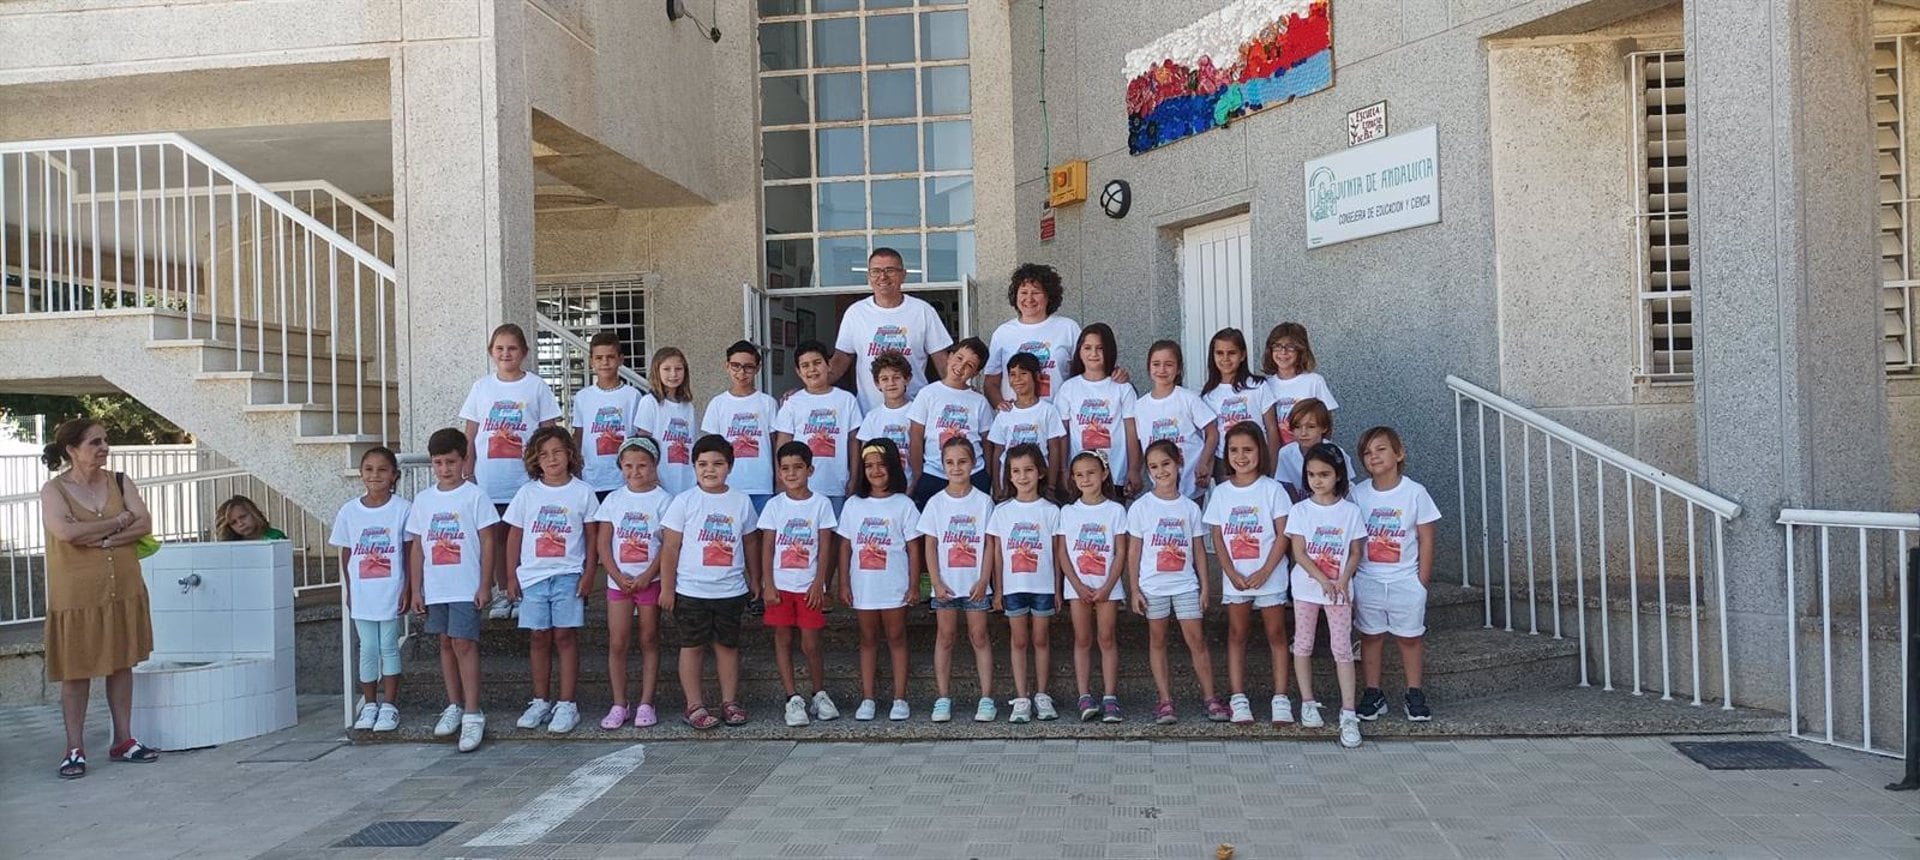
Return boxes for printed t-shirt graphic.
[759,493,836,593]
[405,483,497,605]
[356,527,397,578]
[834,295,955,411]
[1058,499,1127,599]
[503,478,599,586]
[330,496,414,621]
[1202,476,1289,599]
[1285,496,1369,604]
[837,495,919,609]
[1349,477,1442,579]
[775,388,861,496]
[701,391,778,494]
[1129,387,1217,498]
[591,486,673,589]
[857,404,913,453]
[1201,382,1273,458]
[637,398,699,494]
[428,513,464,565]
[663,489,757,599]
[988,498,1059,594]
[460,373,563,502]
[1057,376,1139,479]
[908,382,991,477]
[1264,373,1338,446]
[917,488,994,594]
[985,315,1081,402]
[1126,492,1205,589]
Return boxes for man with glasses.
[830,247,955,412]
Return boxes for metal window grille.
[1631,50,1692,382]
[1876,38,1919,372]
[535,276,650,414]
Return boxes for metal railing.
[0,134,397,439]
[1450,375,1743,708]
[1779,508,1915,758]
[535,309,649,418]
[264,180,393,265]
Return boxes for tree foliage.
[0,394,192,445]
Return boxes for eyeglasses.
[1274,345,1303,353]
[727,361,760,372]
[867,267,905,279]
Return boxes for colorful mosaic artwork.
[1124,0,1333,155]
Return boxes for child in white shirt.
[988,443,1061,723]
[919,435,999,723]
[571,332,649,498]
[1200,327,1281,482]
[1275,398,1356,501]
[759,441,840,727]
[1202,420,1293,727]
[503,427,599,734]
[1128,340,1218,500]
[636,347,698,494]
[987,351,1067,496]
[1261,322,1338,447]
[405,429,497,751]
[1127,439,1224,724]
[1056,451,1128,723]
[774,340,862,516]
[1285,443,1369,749]
[591,437,674,730]
[701,341,779,511]
[1350,426,1443,724]
[855,351,915,463]
[659,434,760,730]
[460,323,563,620]
[332,447,413,733]
[908,337,993,506]
[837,437,922,722]
[1055,324,1141,497]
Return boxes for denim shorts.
[1222,590,1288,609]
[425,601,482,640]
[931,593,993,612]
[1002,591,1057,618]
[1143,589,1203,621]
[518,573,586,630]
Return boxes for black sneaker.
[1356,687,1389,721]
[1404,688,1432,722]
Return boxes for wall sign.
[1304,125,1440,248]
[1040,203,1057,242]
[1347,101,1386,146]
[1124,0,1333,155]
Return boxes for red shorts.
[762,589,827,630]
[607,580,662,607]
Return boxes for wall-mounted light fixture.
[667,0,721,43]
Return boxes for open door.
[741,280,772,389]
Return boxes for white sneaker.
[373,703,400,732]
[1228,693,1253,725]
[888,699,910,721]
[352,703,379,731]
[1300,699,1325,728]
[1270,695,1294,725]
[457,713,486,753]
[433,704,463,737]
[974,697,998,722]
[508,599,521,619]
[854,698,878,721]
[785,695,810,727]
[1033,692,1058,721]
[486,588,512,620]
[516,698,553,729]
[1009,697,1033,723]
[548,701,580,733]
[1338,710,1362,749]
[811,690,840,721]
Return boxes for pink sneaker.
[599,704,631,730]
[633,703,658,728]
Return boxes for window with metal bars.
[535,277,649,413]
[1631,44,1920,380]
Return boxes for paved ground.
[2,696,1916,859]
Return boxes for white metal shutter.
[1632,51,1692,381]
[1876,39,1917,371]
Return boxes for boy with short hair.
[907,337,994,507]
[407,428,500,752]
[759,441,841,726]
[702,341,779,512]
[660,434,761,729]
[1274,398,1355,502]
[571,332,650,501]
[774,339,862,516]
[855,351,915,466]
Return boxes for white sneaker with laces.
[1270,695,1294,725]
[1338,710,1363,749]
[811,690,840,721]
[1033,692,1058,721]
[854,698,878,721]
[352,703,379,731]
[888,699,910,721]
[1299,699,1325,728]
[433,704,463,737]
[373,703,400,732]
[548,701,580,733]
[784,695,810,727]
[516,698,553,729]
[457,713,486,753]
[1009,697,1033,724]
[486,588,512,620]
[1228,693,1254,725]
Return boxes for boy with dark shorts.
[660,434,761,729]
[405,428,499,752]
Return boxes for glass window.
[812,18,861,67]
[764,185,813,234]
[874,233,924,282]
[816,127,864,176]
[763,130,811,180]
[865,13,915,64]
[867,0,913,8]
[868,69,916,119]
[926,230,975,283]
[923,120,971,170]
[814,72,862,121]
[760,22,806,71]
[766,238,815,289]
[872,179,919,228]
[924,176,971,227]
[818,236,872,287]
[761,76,809,126]
[817,181,867,231]
[759,0,804,14]
[920,11,967,60]
[922,65,970,115]
[814,0,860,13]
[920,0,965,5]
[869,123,918,173]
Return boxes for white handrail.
[1778,508,1912,758]
[0,466,250,505]
[263,180,394,232]
[1779,509,1920,529]
[1447,375,1742,519]
[536,310,650,390]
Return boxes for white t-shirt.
[1055,376,1139,481]
[908,381,993,477]
[1285,496,1369,605]
[571,384,649,492]
[1129,386,1217,499]
[1057,499,1127,601]
[1126,491,1206,597]
[404,482,499,606]
[330,496,413,622]
[1202,476,1291,599]
[701,390,780,495]
[988,497,1060,596]
[662,487,758,599]
[834,295,955,411]
[837,494,921,610]
[758,491,838,594]
[1201,381,1274,459]
[460,372,564,503]
[636,397,699,494]
[1349,477,1443,583]
[1274,440,1358,499]
[986,400,1066,475]
[503,478,599,588]
[917,487,995,595]
[984,315,1081,401]
[1265,372,1338,447]
[590,485,675,589]
[856,402,914,455]
[774,387,862,498]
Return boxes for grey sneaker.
[785,695,810,727]
[457,713,485,752]
[1299,699,1325,728]
[516,698,552,729]
[854,699,878,721]
[1034,692,1058,721]
[974,697,997,722]
[548,701,580,734]
[1271,695,1295,725]
[432,704,463,737]
[811,690,840,721]
[1357,687,1389,721]
[1009,697,1033,724]
[1338,710,1363,748]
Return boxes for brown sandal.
[721,701,748,726]
[683,706,720,730]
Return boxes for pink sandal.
[683,706,720,730]
[721,701,748,726]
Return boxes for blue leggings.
[353,618,403,683]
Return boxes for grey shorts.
[1144,589,1203,621]
[425,601,482,641]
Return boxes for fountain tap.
[177,573,201,594]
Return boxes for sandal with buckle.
[721,701,748,726]
[58,748,86,780]
[109,738,159,763]
[683,706,720,731]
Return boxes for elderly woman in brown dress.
[40,418,158,778]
